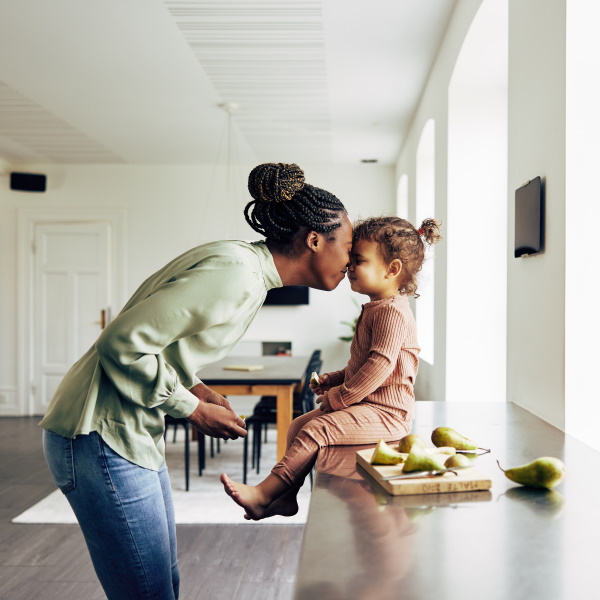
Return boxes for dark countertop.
[294,401,599,600]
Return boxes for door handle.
[95,309,107,329]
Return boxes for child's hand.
[310,372,330,395]
[316,393,333,414]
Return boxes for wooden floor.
[0,417,304,600]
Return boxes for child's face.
[348,239,397,300]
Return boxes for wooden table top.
[197,355,310,386]
[294,401,599,600]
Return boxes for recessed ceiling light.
[361,159,378,163]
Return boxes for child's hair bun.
[247,163,305,204]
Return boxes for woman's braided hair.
[245,163,347,252]
[353,216,442,297]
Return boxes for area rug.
[12,430,310,525]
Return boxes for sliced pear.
[397,433,427,453]
[444,454,472,468]
[403,444,446,473]
[310,372,320,387]
[370,439,407,465]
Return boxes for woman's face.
[309,214,353,291]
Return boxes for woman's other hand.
[316,393,333,414]
[187,401,247,440]
[189,381,234,412]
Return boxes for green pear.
[444,454,472,469]
[397,433,427,453]
[310,372,320,387]
[431,427,490,452]
[497,457,565,489]
[403,444,446,473]
[370,439,406,465]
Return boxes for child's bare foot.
[220,473,271,520]
[263,489,299,518]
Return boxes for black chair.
[242,351,322,484]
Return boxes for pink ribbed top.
[325,294,419,421]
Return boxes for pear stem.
[496,459,506,473]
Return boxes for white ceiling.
[0,0,456,167]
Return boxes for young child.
[221,216,442,520]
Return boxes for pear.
[444,454,472,469]
[403,444,446,473]
[310,371,320,387]
[497,457,565,489]
[397,433,427,454]
[431,427,490,452]
[370,439,406,465]
[432,446,456,456]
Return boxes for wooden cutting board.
[356,448,493,496]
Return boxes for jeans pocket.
[42,429,76,494]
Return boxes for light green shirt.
[39,240,282,470]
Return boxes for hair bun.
[248,163,305,203]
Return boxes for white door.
[33,222,111,414]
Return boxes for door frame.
[17,208,127,415]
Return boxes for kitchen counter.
[293,401,599,600]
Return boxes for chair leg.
[184,423,190,492]
[210,437,215,458]
[198,432,205,476]
[173,423,178,443]
[255,423,262,475]
[243,432,249,485]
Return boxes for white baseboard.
[0,386,20,415]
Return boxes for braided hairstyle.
[353,216,442,297]
[244,163,347,254]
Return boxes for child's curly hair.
[352,216,442,297]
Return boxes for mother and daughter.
[41,161,440,599]
[221,174,441,520]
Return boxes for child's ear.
[387,259,402,278]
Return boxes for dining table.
[198,355,310,460]
[294,400,599,600]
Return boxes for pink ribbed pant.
[271,404,411,487]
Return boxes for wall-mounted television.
[264,286,309,305]
[514,176,544,258]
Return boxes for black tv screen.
[515,176,543,258]
[264,286,309,305]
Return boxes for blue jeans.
[42,429,180,600]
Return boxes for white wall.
[0,162,394,415]
[446,0,508,403]
[565,0,600,450]
[395,0,483,400]
[507,0,566,429]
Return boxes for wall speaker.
[10,172,47,192]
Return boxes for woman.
[39,162,352,600]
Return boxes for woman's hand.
[316,393,333,414]
[187,401,247,440]
[189,381,234,412]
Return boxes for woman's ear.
[305,230,319,253]
[387,259,402,278]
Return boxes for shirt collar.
[251,241,283,291]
